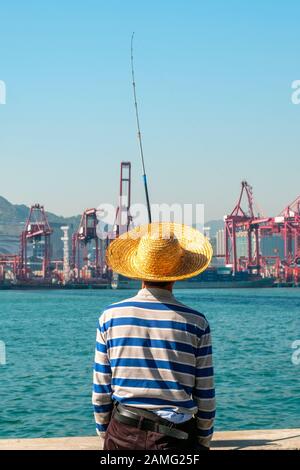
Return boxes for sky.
[0,0,300,221]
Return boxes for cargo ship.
[178,270,275,288]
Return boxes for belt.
[113,404,191,440]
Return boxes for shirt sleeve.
[92,316,113,437]
[194,321,216,448]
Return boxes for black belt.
[113,404,191,440]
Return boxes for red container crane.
[20,204,53,280]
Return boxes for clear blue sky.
[0,0,300,220]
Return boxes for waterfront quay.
[0,429,299,450]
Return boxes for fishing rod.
[131,32,152,224]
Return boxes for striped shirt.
[92,287,216,447]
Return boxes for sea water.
[0,288,299,438]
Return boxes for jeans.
[103,415,207,451]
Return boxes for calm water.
[0,288,299,438]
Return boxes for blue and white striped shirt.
[92,287,215,447]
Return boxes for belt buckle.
[165,419,175,430]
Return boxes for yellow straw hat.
[106,222,213,282]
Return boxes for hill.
[0,196,81,255]
[0,195,80,227]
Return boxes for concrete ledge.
[0,429,299,450]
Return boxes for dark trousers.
[103,415,198,451]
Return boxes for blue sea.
[0,288,299,438]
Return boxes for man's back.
[93,287,215,448]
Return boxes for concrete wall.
[0,429,299,450]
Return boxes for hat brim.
[106,222,213,282]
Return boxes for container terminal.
[0,162,300,289]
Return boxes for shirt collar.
[136,287,176,302]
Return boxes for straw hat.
[106,222,213,282]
